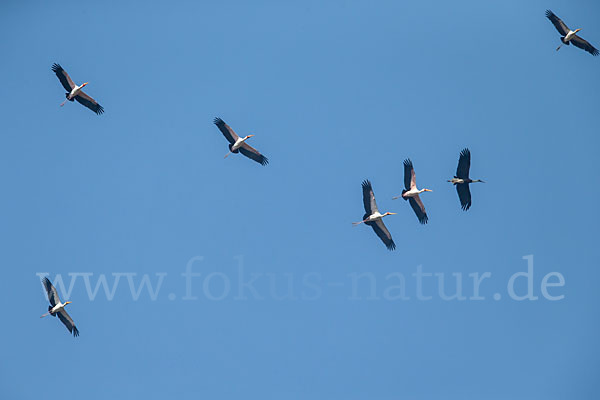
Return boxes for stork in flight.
[393,159,431,224]
[353,180,396,250]
[213,117,269,166]
[546,10,598,56]
[40,277,79,337]
[51,63,104,114]
[448,148,484,211]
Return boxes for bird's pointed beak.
[425,189,433,192]
[247,134,255,138]
[65,301,72,305]
[389,212,397,215]
[82,82,89,87]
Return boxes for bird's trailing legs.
[352,219,367,226]
[224,152,231,159]
[40,312,50,318]
[60,99,67,107]
[556,44,563,51]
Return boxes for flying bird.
[393,159,431,224]
[51,63,104,114]
[546,10,598,56]
[448,148,485,211]
[213,117,268,166]
[353,180,396,250]
[40,277,79,337]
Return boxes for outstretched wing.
[403,159,416,190]
[239,143,268,166]
[42,277,61,307]
[456,148,471,179]
[51,63,75,92]
[545,10,570,36]
[456,183,472,211]
[370,219,395,251]
[361,180,378,215]
[57,309,79,337]
[571,35,599,56]
[213,117,239,144]
[408,196,428,224]
[74,91,104,115]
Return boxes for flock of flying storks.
[40,10,597,336]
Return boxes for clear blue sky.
[1,0,599,398]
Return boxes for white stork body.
[46,301,69,316]
[564,29,580,43]
[399,188,430,199]
[362,211,387,223]
[230,136,253,153]
[66,84,86,102]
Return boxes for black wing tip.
[361,179,372,190]
[42,277,53,290]
[419,216,429,224]
[460,148,470,156]
[591,49,599,56]
[386,240,396,251]
[259,156,269,166]
[95,105,104,115]
[51,63,63,72]
[72,326,80,337]
[461,204,471,211]
[545,10,558,20]
[403,158,413,167]
[213,117,224,125]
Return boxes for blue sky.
[1,0,599,398]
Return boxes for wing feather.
[403,159,415,190]
[239,143,268,166]
[571,35,599,56]
[546,10,570,36]
[370,219,396,250]
[456,148,471,179]
[361,180,378,215]
[74,91,104,115]
[57,310,79,337]
[408,196,428,224]
[51,63,75,92]
[213,117,239,144]
[42,277,60,307]
[456,183,472,211]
